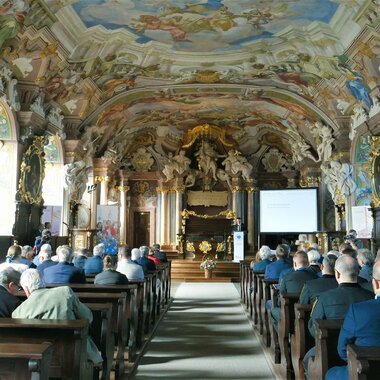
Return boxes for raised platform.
[171,259,240,282]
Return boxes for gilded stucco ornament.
[369,136,380,207]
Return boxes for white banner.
[352,206,373,239]
[233,231,245,262]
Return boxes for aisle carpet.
[132,282,275,379]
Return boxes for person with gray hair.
[136,245,156,273]
[43,245,85,284]
[357,248,375,282]
[0,267,21,317]
[12,269,102,365]
[251,245,275,271]
[131,248,141,262]
[84,244,105,275]
[152,243,168,263]
[303,255,373,375]
[20,245,36,268]
[117,245,144,281]
[299,254,338,304]
[36,243,57,273]
[307,249,321,275]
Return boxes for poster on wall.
[352,206,373,239]
[96,205,119,254]
[233,231,244,262]
[41,206,62,236]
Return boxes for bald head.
[335,255,359,283]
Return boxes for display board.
[259,188,318,233]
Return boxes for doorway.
[133,211,150,247]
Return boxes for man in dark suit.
[271,251,317,325]
[137,246,156,273]
[0,267,21,317]
[325,260,380,379]
[36,244,57,273]
[299,254,338,305]
[152,243,168,263]
[303,255,373,374]
[264,244,292,281]
[44,245,85,284]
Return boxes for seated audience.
[131,248,141,264]
[303,255,373,374]
[325,260,380,380]
[152,243,168,263]
[117,245,144,281]
[73,248,88,270]
[84,244,105,276]
[44,245,86,284]
[299,254,338,305]
[137,246,156,273]
[94,255,128,285]
[357,248,374,282]
[271,251,317,326]
[0,245,29,273]
[251,245,275,271]
[36,244,57,273]
[306,249,321,276]
[20,246,36,268]
[0,267,21,317]
[264,244,292,281]
[12,269,102,364]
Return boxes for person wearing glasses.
[0,267,22,317]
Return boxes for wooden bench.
[257,273,265,335]
[347,344,380,380]
[278,292,300,379]
[269,284,281,364]
[0,318,90,380]
[308,319,345,380]
[263,279,278,347]
[85,302,114,380]
[0,342,53,380]
[290,303,313,380]
[252,270,264,325]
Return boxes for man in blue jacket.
[325,260,380,380]
[84,244,104,275]
[264,244,292,281]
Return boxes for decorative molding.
[181,209,235,219]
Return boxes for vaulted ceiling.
[2,0,379,169]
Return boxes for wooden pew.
[308,319,345,380]
[0,318,90,380]
[347,344,380,380]
[165,261,171,303]
[290,303,313,380]
[263,278,278,347]
[269,284,281,364]
[257,273,265,335]
[143,273,154,334]
[0,342,53,380]
[85,303,114,380]
[278,292,300,379]
[252,270,264,325]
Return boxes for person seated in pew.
[357,248,375,282]
[12,269,103,365]
[84,244,105,276]
[131,247,142,264]
[117,245,144,281]
[303,255,373,376]
[270,251,318,327]
[19,246,36,268]
[148,247,161,266]
[0,245,29,274]
[94,255,128,285]
[299,254,338,305]
[44,245,86,284]
[152,243,168,263]
[264,244,292,281]
[325,260,380,380]
[0,267,21,317]
[36,244,57,273]
[73,248,88,270]
[137,246,156,273]
[251,245,275,271]
[306,249,321,276]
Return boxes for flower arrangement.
[200,258,216,271]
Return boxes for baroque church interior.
[1,1,380,379]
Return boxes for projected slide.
[260,189,318,233]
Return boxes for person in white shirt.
[116,245,144,281]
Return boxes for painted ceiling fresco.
[72,0,339,52]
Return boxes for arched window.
[41,135,64,236]
[0,101,17,235]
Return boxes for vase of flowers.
[200,257,216,279]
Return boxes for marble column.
[246,180,258,251]
[175,181,185,235]
[97,176,109,205]
[231,178,242,218]
[117,185,129,245]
